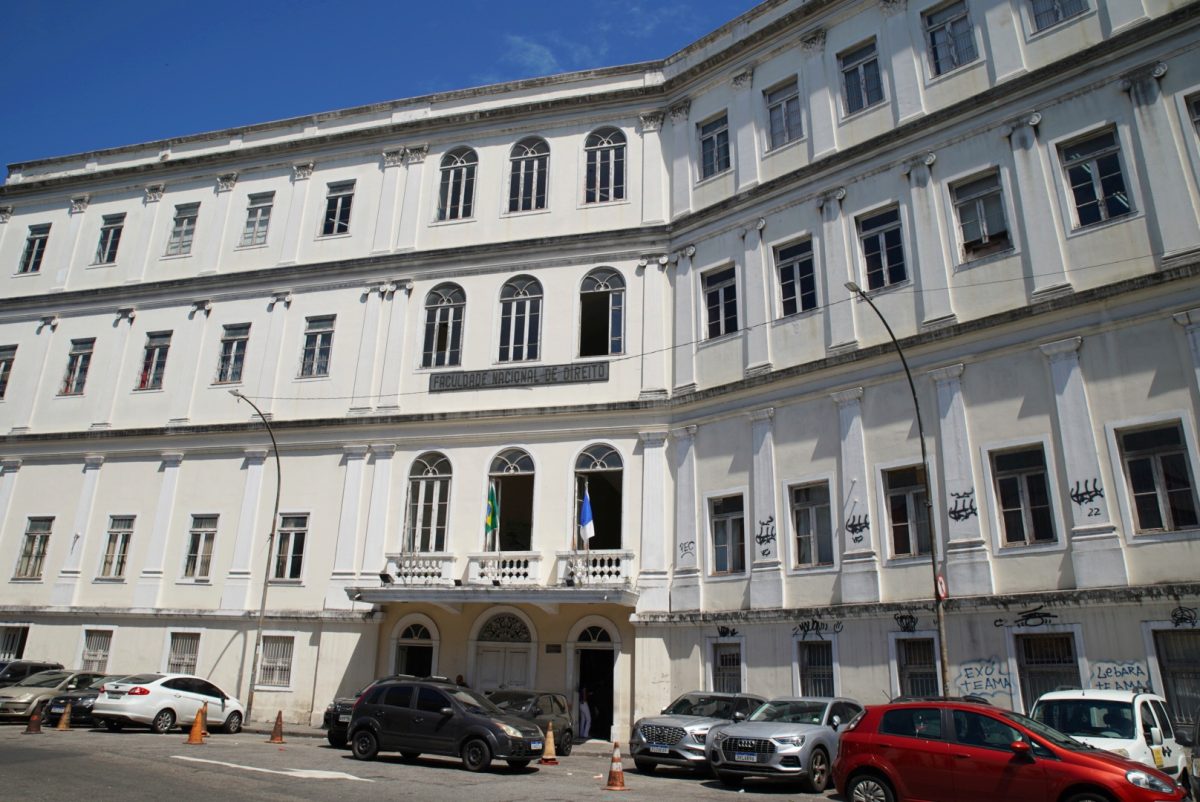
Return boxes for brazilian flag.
[485,483,499,549]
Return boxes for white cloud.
[501,34,562,76]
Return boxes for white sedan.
[91,673,244,734]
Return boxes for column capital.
[928,363,965,382]
[831,386,864,405]
[344,444,370,459]
[0,205,13,224]
[70,195,90,214]
[143,184,165,203]
[292,162,314,181]
[402,145,429,165]
[1,458,23,473]
[816,187,846,210]
[369,443,397,456]
[382,149,405,168]
[670,424,698,441]
[37,315,59,333]
[1002,111,1042,138]
[668,100,691,123]
[243,448,269,463]
[1120,62,1168,92]
[216,172,238,192]
[638,111,664,133]
[901,151,937,177]
[639,430,669,447]
[269,290,293,310]
[190,299,212,318]
[638,254,671,270]
[115,307,136,324]
[879,0,907,14]
[1039,336,1082,360]
[83,454,105,470]
[800,29,826,53]
[731,67,754,89]
[160,452,184,467]
[748,407,775,422]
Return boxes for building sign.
[429,362,609,393]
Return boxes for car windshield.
[449,688,504,715]
[488,692,533,711]
[664,694,736,718]
[1031,699,1135,740]
[749,700,827,724]
[15,671,69,688]
[1004,709,1091,750]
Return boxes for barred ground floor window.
[712,642,742,693]
[1016,633,1081,711]
[1154,629,1200,725]
[259,635,294,688]
[897,637,939,698]
[81,629,112,672]
[0,626,28,660]
[167,632,200,674]
[798,640,834,697]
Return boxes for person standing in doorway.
[578,684,592,740]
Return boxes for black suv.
[348,678,545,771]
[0,660,64,688]
[323,674,418,748]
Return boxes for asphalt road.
[0,723,839,802]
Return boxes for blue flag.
[580,485,595,541]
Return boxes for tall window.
[421,284,465,368]
[273,514,307,580]
[699,114,731,179]
[136,332,171,391]
[798,641,835,697]
[99,516,134,578]
[216,324,250,383]
[777,240,816,316]
[498,276,542,362]
[0,345,16,399]
[240,192,274,246]
[167,632,200,674]
[406,453,451,553]
[712,642,742,692]
[859,207,907,290]
[952,171,1010,260]
[15,517,52,579]
[81,630,112,672]
[1031,0,1087,31]
[1118,423,1199,533]
[0,626,28,660]
[18,224,50,274]
[704,266,738,339]
[792,482,834,567]
[488,449,536,551]
[1153,630,1200,726]
[584,128,626,203]
[575,444,624,550]
[765,80,803,149]
[1015,633,1080,711]
[885,466,931,558]
[841,41,883,114]
[94,214,125,264]
[321,181,354,235]
[710,494,746,575]
[395,623,435,676]
[992,447,1056,545]
[579,268,625,357]
[438,147,477,221]
[165,203,199,256]
[60,338,94,396]
[183,515,217,579]
[925,1,977,76]
[260,635,294,688]
[1060,130,1131,228]
[897,637,938,697]
[300,316,335,377]
[508,137,549,212]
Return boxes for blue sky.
[0,1,758,170]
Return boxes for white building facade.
[2,0,1200,738]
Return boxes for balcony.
[466,552,542,585]
[383,553,457,585]
[555,550,634,586]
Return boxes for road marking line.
[171,755,373,782]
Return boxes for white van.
[1031,689,1190,796]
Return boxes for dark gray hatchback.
[348,679,545,772]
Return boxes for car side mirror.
[1149,726,1163,746]
[831,715,842,730]
[732,711,746,721]
[532,708,542,717]
[67,683,77,690]
[1010,740,1033,758]
[440,706,453,717]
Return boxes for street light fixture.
[229,388,281,723]
[844,282,951,696]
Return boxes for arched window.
[406,452,451,552]
[508,137,549,212]
[576,444,623,550]
[579,625,612,643]
[499,276,542,362]
[584,128,626,204]
[478,613,532,642]
[579,268,625,357]
[489,448,535,551]
[422,284,465,368]
[438,147,477,221]
[394,619,435,676]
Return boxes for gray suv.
[0,660,63,689]
[629,691,766,774]
[348,678,545,772]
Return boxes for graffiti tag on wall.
[948,490,978,522]
[1090,660,1151,692]
[953,657,1013,699]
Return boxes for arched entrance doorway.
[568,617,620,742]
[390,614,439,677]
[472,610,536,690]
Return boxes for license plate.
[337,714,350,723]
[50,706,64,713]
[649,745,669,754]
[530,740,542,751]
[735,752,757,763]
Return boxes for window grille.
[1154,630,1200,726]
[799,641,835,697]
[713,642,742,693]
[259,636,294,688]
[81,629,112,672]
[168,632,200,674]
[898,637,939,697]
[0,626,29,660]
[1016,633,1080,710]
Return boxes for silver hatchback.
[707,696,862,792]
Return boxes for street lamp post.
[229,389,281,723]
[844,282,951,697]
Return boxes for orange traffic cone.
[538,722,559,765]
[23,701,44,735]
[267,710,285,744]
[184,707,206,744]
[603,741,629,791]
[200,703,210,737]
[56,701,72,731]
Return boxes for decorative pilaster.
[91,308,138,430]
[801,30,837,158]
[833,387,880,602]
[669,100,693,215]
[251,291,293,417]
[638,255,671,399]
[220,449,269,610]
[741,218,772,375]
[376,280,414,412]
[902,152,955,326]
[671,246,698,394]
[639,112,667,224]
[279,163,314,264]
[326,445,370,609]
[880,0,924,123]
[731,67,759,190]
[206,174,240,274]
[133,452,184,608]
[359,443,397,587]
[349,281,394,413]
[636,431,670,613]
[394,145,429,252]
[9,316,58,433]
[0,460,22,560]
[749,408,783,609]
[50,455,104,606]
[1004,113,1071,297]
[1173,309,1200,395]
[372,150,405,254]
[167,301,213,426]
[670,425,702,612]
[818,188,856,350]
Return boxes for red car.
[832,700,1186,802]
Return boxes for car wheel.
[326,731,348,749]
[848,773,896,802]
[461,738,492,772]
[716,771,742,788]
[633,758,656,774]
[805,747,830,793]
[1063,794,1116,802]
[557,729,573,756]
[103,720,124,732]
[150,709,176,734]
[400,751,420,761]
[222,711,243,734]
[506,759,530,769]
[351,729,379,760]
